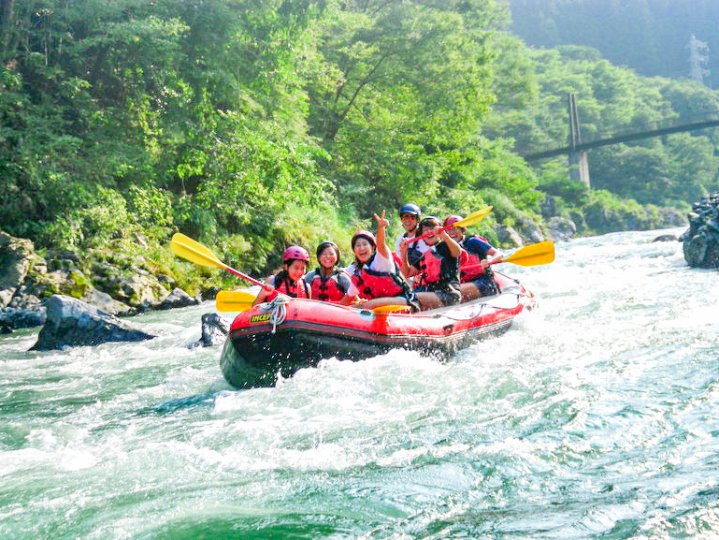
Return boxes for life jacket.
[274,270,310,299]
[459,235,494,282]
[414,245,459,292]
[307,268,346,302]
[351,256,409,299]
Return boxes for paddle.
[170,233,267,289]
[215,290,257,313]
[408,206,493,244]
[370,304,413,315]
[489,241,555,267]
[461,241,555,274]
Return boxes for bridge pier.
[569,150,591,188]
[568,93,591,188]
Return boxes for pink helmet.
[351,230,376,249]
[283,245,310,263]
[443,215,464,229]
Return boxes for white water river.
[1,228,718,538]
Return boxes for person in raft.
[303,241,359,305]
[345,211,419,311]
[443,215,503,301]
[394,203,429,268]
[400,215,462,310]
[252,245,311,305]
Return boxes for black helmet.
[419,215,441,233]
[316,241,340,264]
[398,203,421,217]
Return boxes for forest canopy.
[1,0,717,284]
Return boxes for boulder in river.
[682,192,719,269]
[652,234,678,242]
[31,295,156,351]
[188,312,229,348]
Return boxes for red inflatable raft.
[219,272,535,388]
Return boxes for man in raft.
[394,203,428,267]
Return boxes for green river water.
[1,228,718,539]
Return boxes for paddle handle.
[407,225,449,245]
[222,264,266,288]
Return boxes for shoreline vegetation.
[1,1,714,328]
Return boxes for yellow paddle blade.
[454,206,493,229]
[215,290,258,313]
[170,233,226,270]
[372,304,412,315]
[503,241,555,267]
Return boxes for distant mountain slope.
[508,0,719,88]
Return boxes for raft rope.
[259,294,291,333]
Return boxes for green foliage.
[306,0,522,216]
[582,190,666,234]
[11,0,713,295]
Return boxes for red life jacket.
[274,272,310,299]
[413,244,461,293]
[459,235,493,282]
[459,249,486,282]
[308,269,346,302]
[415,249,444,289]
[351,260,406,299]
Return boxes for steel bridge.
[519,93,719,187]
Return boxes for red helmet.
[283,245,310,263]
[443,215,464,228]
[351,230,376,249]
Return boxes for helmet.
[316,241,340,263]
[443,215,464,229]
[419,216,441,232]
[283,245,310,263]
[398,203,421,217]
[351,230,376,249]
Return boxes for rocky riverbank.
[681,192,719,269]
[0,231,201,332]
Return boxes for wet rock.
[103,274,170,309]
[682,192,719,269]
[81,288,135,317]
[201,286,221,301]
[153,287,200,311]
[157,274,176,287]
[30,295,155,351]
[652,234,678,242]
[516,218,545,244]
[0,307,46,330]
[189,312,229,348]
[0,232,34,308]
[494,225,524,248]
[548,217,577,242]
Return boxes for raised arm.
[373,210,392,259]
